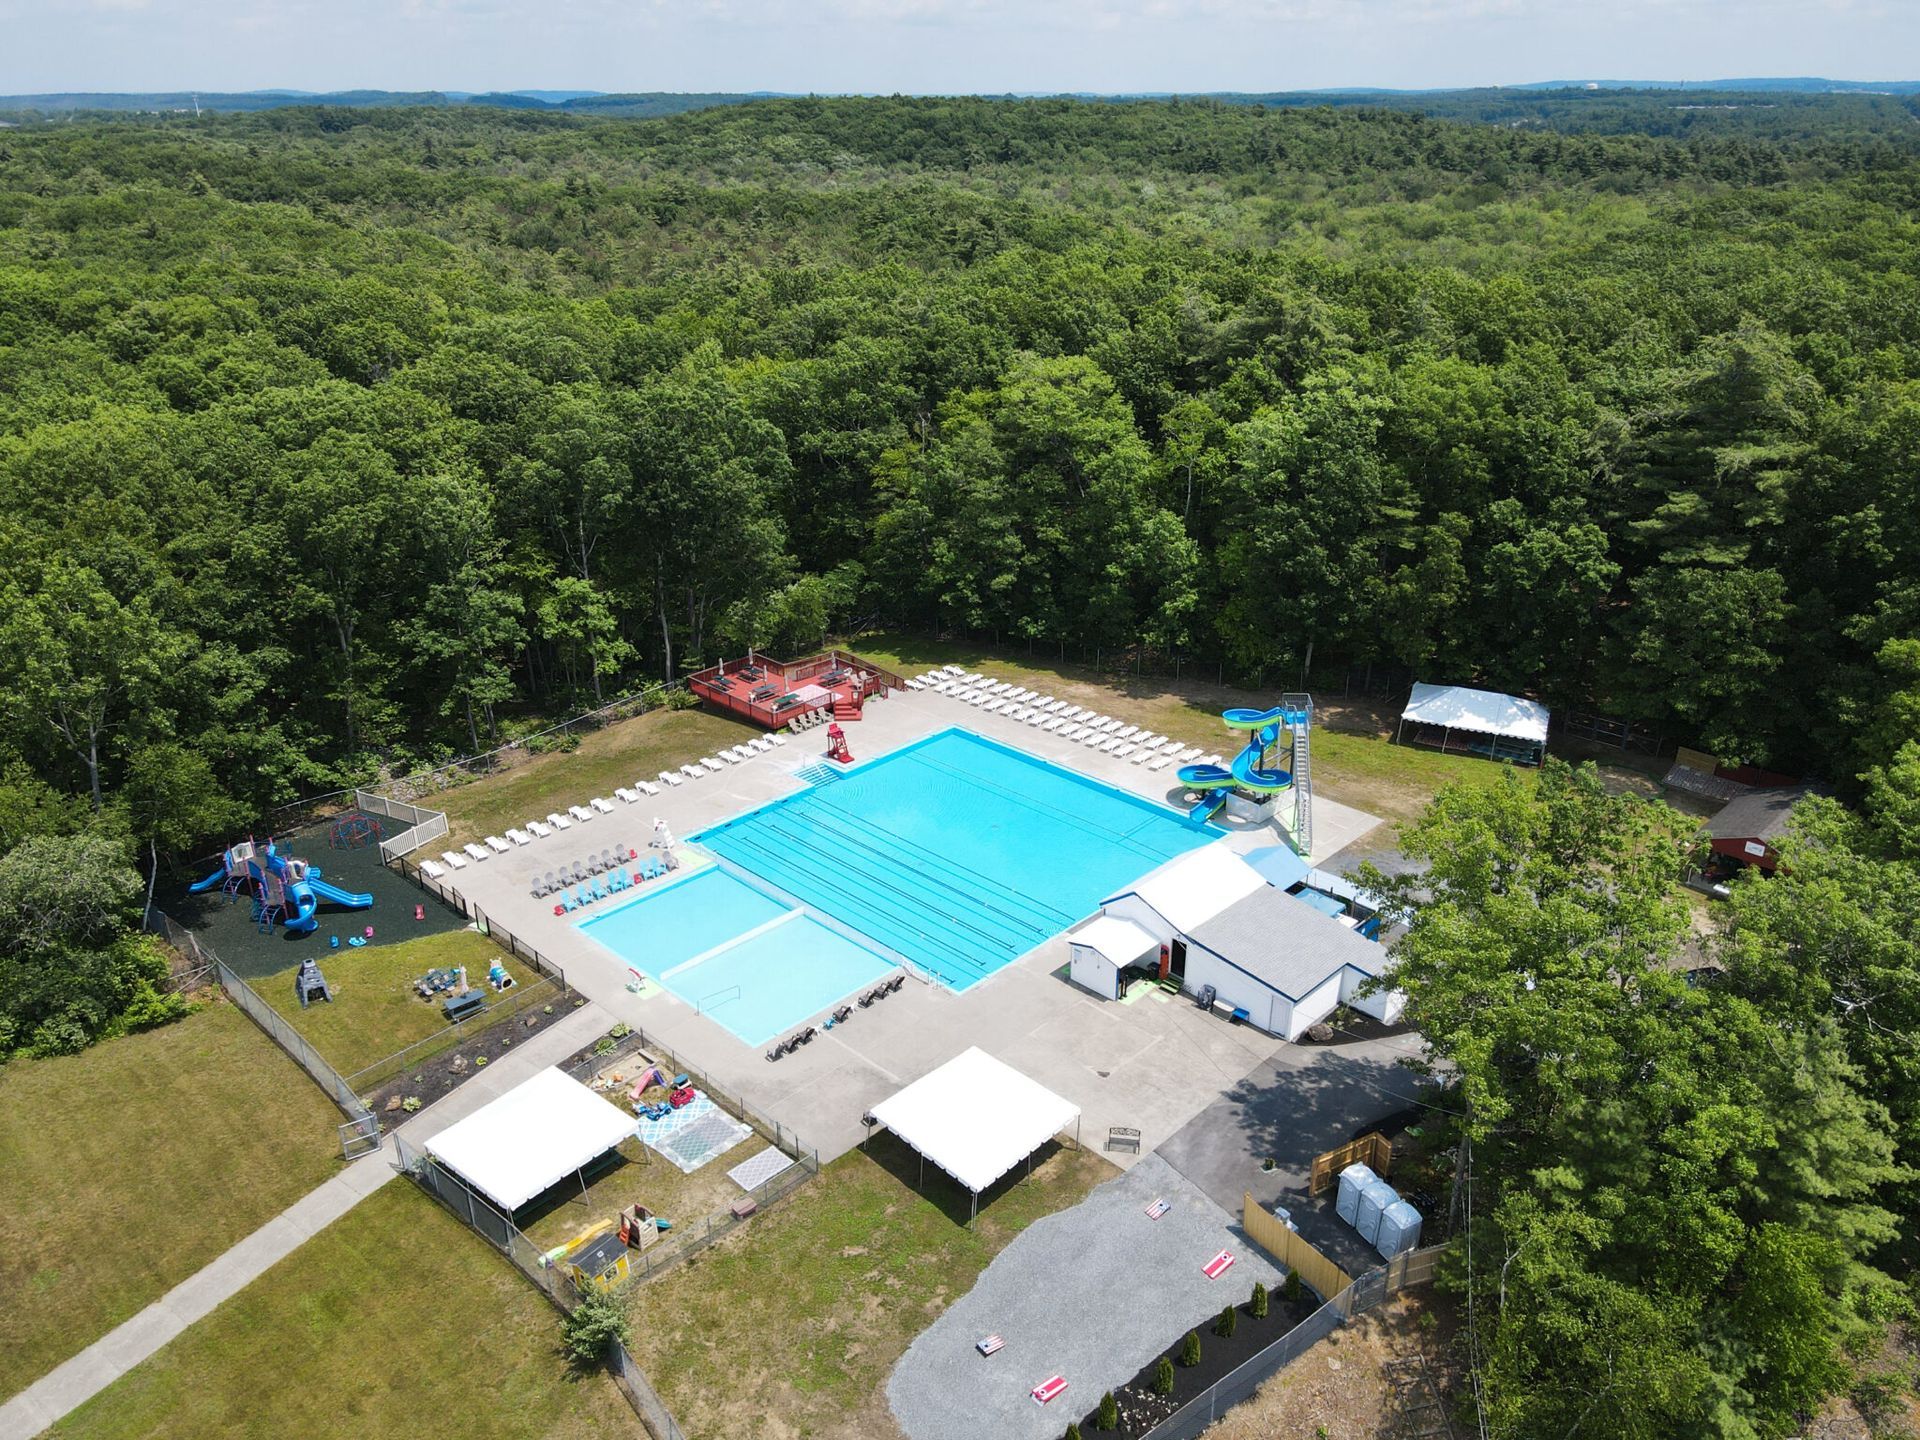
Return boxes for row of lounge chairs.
[532,845,635,896]
[788,710,831,732]
[907,668,1213,776]
[550,854,675,912]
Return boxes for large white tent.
[868,1047,1081,1221]
[425,1067,636,1212]
[1397,682,1549,764]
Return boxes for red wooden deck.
[688,650,903,730]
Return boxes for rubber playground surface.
[165,822,468,982]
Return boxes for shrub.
[1216,1303,1237,1339]
[1096,1392,1118,1431]
[1064,1425,1082,1440]
[1153,1355,1175,1396]
[1283,1269,1303,1303]
[1178,1330,1201,1367]
[1251,1281,1269,1319]
[401,1096,422,1113]
[561,1287,631,1367]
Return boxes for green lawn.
[50,1182,641,1440]
[624,1134,1114,1440]
[258,928,535,1081]
[433,707,764,849]
[0,1003,341,1400]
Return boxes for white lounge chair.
[440,850,468,871]
[463,842,491,863]
[614,787,638,804]
[659,771,682,788]
[1117,725,1139,740]
[1114,744,1136,760]
[681,764,705,780]
[548,811,573,830]
[506,828,533,846]
[1149,755,1174,772]
[568,804,594,822]
[484,835,511,854]
[420,859,447,880]
[638,781,661,797]
[591,796,615,814]
[527,819,553,839]
[700,757,724,774]
[751,737,774,753]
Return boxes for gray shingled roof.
[1183,886,1387,1000]
[1703,785,1818,846]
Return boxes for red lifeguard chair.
[825,721,854,765]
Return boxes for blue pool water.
[697,727,1215,991]
[576,868,894,1046]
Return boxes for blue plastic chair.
[590,877,606,902]
[561,888,578,912]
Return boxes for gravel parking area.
[887,1154,1283,1440]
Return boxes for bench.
[729,1197,758,1221]
[442,990,486,1023]
[1106,1126,1142,1155]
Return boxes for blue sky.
[3,0,1911,95]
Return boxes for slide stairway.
[1283,692,1313,856]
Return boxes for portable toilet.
[1354,1177,1398,1245]
[1335,1163,1376,1226]
[1376,1198,1423,1259]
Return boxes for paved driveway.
[887,1155,1281,1440]
[1155,1035,1433,1277]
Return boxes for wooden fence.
[1241,1193,1352,1300]
[1307,1131,1392,1196]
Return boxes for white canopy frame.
[425,1067,637,1214]
[866,1048,1082,1223]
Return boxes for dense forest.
[4,94,1920,1435]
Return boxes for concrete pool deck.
[423,686,1385,1163]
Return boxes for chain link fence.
[144,909,382,1159]
[1139,1244,1445,1440]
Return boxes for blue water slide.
[1176,762,1235,791]
[1230,744,1293,794]
[1189,790,1228,823]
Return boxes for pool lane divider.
[658,907,806,981]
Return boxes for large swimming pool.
[697,727,1215,991]
[577,867,895,1046]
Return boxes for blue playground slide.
[284,875,374,936]
[188,864,229,893]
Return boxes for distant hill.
[0,89,778,117]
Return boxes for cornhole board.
[1144,1198,1171,1220]
[1031,1376,1068,1405]
[976,1334,1004,1357]
[1203,1249,1235,1280]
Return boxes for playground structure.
[327,811,385,850]
[825,720,855,765]
[1178,694,1315,852]
[190,838,375,936]
[293,956,333,1008]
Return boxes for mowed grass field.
[0,1002,341,1399]
[849,632,1529,825]
[625,1135,1115,1440]
[433,707,763,849]
[50,1182,642,1440]
[258,928,532,1079]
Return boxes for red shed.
[1701,785,1819,875]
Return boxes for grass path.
[49,1182,640,1440]
[0,1003,341,1399]
[625,1135,1115,1440]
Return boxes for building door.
[1170,939,1187,981]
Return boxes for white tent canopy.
[1399,682,1550,744]
[1070,913,1157,964]
[868,1048,1081,1218]
[425,1067,636,1212]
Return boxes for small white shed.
[1067,913,1159,999]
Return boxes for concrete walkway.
[0,999,616,1440]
